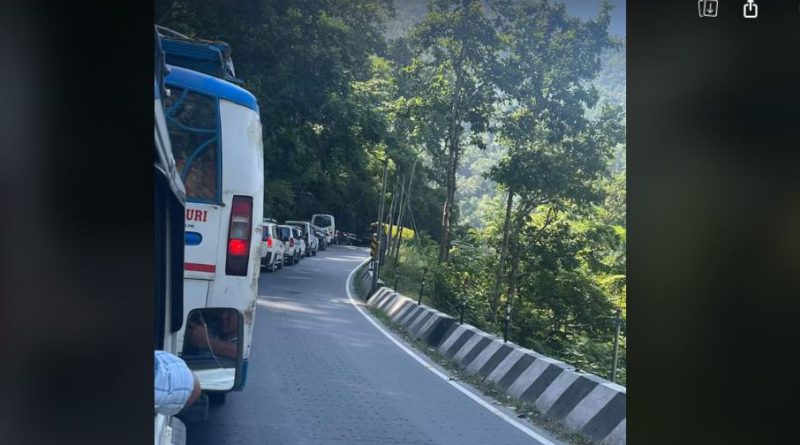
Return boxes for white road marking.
[345,259,556,445]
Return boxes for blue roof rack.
[156,25,242,84]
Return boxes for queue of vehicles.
[260,217,336,271]
[155,25,343,445]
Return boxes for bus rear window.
[164,86,220,202]
[313,215,332,227]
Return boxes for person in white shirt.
[154,350,201,416]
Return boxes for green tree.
[396,0,503,263]
[487,0,620,338]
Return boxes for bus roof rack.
[155,25,243,85]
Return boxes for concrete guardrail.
[365,285,626,445]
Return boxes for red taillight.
[267,236,273,248]
[225,195,253,276]
[228,239,247,256]
[289,238,295,247]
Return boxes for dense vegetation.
[157,0,626,384]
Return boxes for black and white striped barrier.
[366,286,626,445]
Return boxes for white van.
[164,65,264,393]
[311,214,335,244]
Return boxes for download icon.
[698,0,719,17]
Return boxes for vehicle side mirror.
[181,308,243,392]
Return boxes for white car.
[312,224,328,251]
[276,224,301,265]
[285,220,318,256]
[290,226,307,260]
[260,220,284,272]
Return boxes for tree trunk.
[439,135,458,263]
[504,221,523,342]
[490,189,514,323]
[439,51,465,264]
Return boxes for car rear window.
[164,86,220,203]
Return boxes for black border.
[629,1,800,443]
[1,2,153,444]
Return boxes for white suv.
[260,220,285,272]
[276,224,300,265]
[290,226,307,260]
[285,220,318,256]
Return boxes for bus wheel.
[207,392,226,405]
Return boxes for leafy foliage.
[159,0,627,383]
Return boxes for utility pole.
[385,175,400,255]
[392,181,405,259]
[503,289,511,343]
[372,158,389,294]
[417,267,427,305]
[610,309,622,383]
[394,157,417,259]
[460,277,469,325]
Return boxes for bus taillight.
[225,195,252,276]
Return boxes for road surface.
[186,245,563,445]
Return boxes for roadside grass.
[365,305,593,445]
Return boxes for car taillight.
[267,235,273,248]
[225,195,253,276]
[289,238,295,247]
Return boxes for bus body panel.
[184,201,223,280]
[207,100,264,362]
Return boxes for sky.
[564,0,626,37]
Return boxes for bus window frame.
[165,83,224,205]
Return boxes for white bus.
[164,65,264,397]
[311,214,336,244]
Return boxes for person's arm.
[186,374,201,407]
[154,351,199,416]
[185,321,238,359]
[204,337,238,359]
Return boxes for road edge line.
[345,258,556,445]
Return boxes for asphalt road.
[186,245,561,445]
